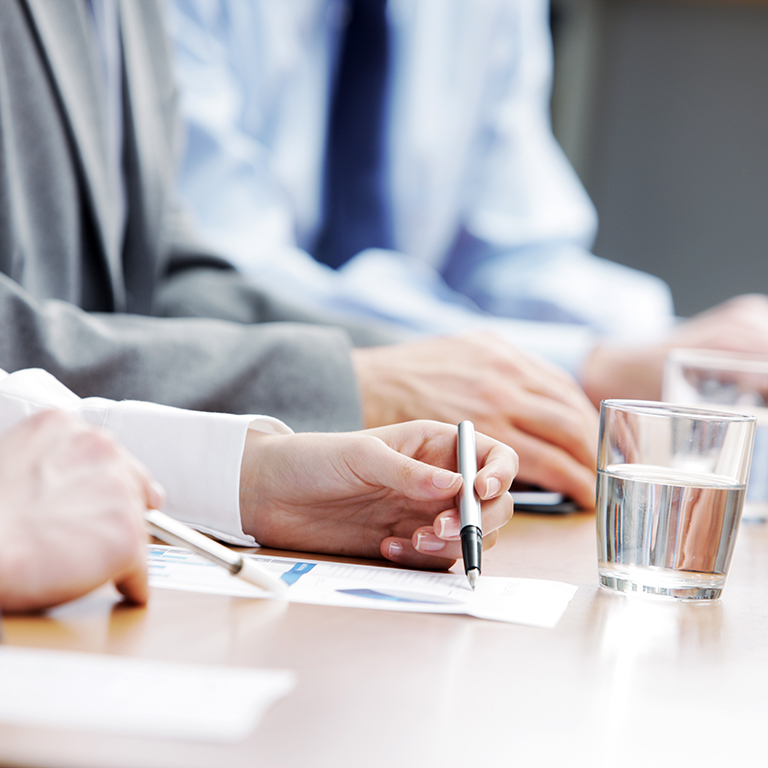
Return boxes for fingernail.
[416,531,446,552]
[387,540,403,559]
[483,477,501,499]
[438,515,460,539]
[432,469,458,489]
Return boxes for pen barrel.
[460,525,483,574]
[145,509,287,595]
[144,509,240,574]
[457,482,482,529]
[457,421,481,529]
[457,421,478,479]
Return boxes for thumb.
[358,440,462,500]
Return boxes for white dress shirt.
[170,0,675,377]
[0,368,291,546]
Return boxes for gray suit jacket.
[0,0,400,431]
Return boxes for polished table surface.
[2,510,767,768]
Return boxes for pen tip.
[467,569,480,590]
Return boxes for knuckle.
[30,408,75,432]
[104,468,140,500]
[739,293,768,308]
[76,427,121,459]
[461,330,501,353]
[86,462,143,511]
[358,434,388,455]
[724,293,768,318]
[350,434,390,471]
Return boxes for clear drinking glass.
[664,348,768,520]
[596,400,756,599]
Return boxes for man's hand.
[0,411,163,612]
[582,294,768,406]
[352,333,598,509]
[239,420,517,570]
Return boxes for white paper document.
[149,546,577,628]
[0,646,295,743]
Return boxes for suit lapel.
[24,0,126,308]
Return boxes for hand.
[352,332,599,509]
[239,420,517,570]
[582,294,768,405]
[0,410,164,612]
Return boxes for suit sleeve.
[0,0,384,434]
[0,270,365,433]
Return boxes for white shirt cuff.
[91,401,292,546]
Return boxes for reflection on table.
[2,510,767,768]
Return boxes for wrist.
[351,346,415,428]
[351,347,382,428]
[239,429,281,542]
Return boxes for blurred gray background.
[550,0,768,318]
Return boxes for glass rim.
[667,347,768,374]
[601,399,757,423]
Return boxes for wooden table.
[2,511,767,768]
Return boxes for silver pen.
[457,421,482,589]
[145,509,288,595]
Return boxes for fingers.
[105,476,151,606]
[476,333,597,420]
[70,422,166,511]
[484,338,600,471]
[14,411,164,509]
[99,447,158,604]
[0,409,81,469]
[353,333,600,504]
[381,529,501,570]
[431,478,513,543]
[381,536,457,570]
[364,423,516,567]
[510,429,597,509]
[0,410,158,610]
[72,416,165,512]
[438,337,598,474]
[364,421,518,501]
[474,433,518,497]
[501,389,598,471]
[473,388,597,508]
[347,432,461,501]
[114,559,150,606]
[355,435,463,501]
[380,469,513,567]
[585,295,768,404]
[115,444,165,511]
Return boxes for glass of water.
[597,400,756,599]
[664,348,768,521]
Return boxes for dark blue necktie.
[313,0,393,269]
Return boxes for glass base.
[598,563,725,600]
